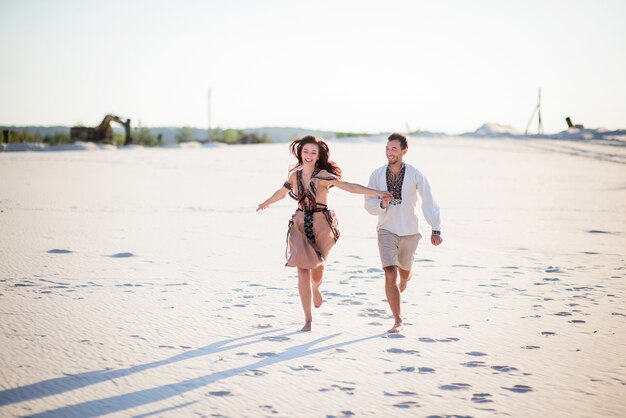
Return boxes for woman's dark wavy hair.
[288,135,342,178]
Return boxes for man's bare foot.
[387,322,403,333]
[301,321,312,332]
[313,280,323,308]
[399,273,412,293]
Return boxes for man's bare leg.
[298,267,313,331]
[399,268,413,293]
[384,266,403,333]
[312,265,324,308]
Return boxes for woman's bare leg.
[298,267,313,331]
[312,265,324,308]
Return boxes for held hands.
[379,192,393,209]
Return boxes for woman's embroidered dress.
[285,169,340,269]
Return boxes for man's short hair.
[388,133,408,149]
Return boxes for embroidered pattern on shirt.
[386,164,405,206]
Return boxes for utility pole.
[207,87,212,141]
[525,88,544,135]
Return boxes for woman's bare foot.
[301,320,312,332]
[313,280,323,308]
[387,321,403,333]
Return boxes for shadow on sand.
[1,329,382,417]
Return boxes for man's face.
[385,140,406,165]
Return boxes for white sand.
[1,137,625,417]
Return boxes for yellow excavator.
[70,114,132,145]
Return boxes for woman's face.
[301,143,320,166]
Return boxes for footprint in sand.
[243,369,267,377]
[318,384,355,395]
[253,352,277,358]
[472,393,494,403]
[338,299,363,306]
[387,348,420,355]
[384,391,419,397]
[290,365,321,372]
[383,333,405,339]
[326,410,356,418]
[439,383,471,391]
[263,336,290,342]
[130,335,147,341]
[491,365,518,373]
[358,308,388,318]
[569,320,586,324]
[417,337,459,343]
[259,405,278,414]
[392,401,421,409]
[541,331,557,336]
[110,252,134,258]
[462,361,487,368]
[207,390,232,396]
[502,385,533,393]
[14,279,39,287]
[47,249,72,254]
[522,345,541,350]
[466,351,488,357]
[387,366,434,375]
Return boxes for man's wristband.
[432,230,441,236]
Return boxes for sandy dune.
[1,137,625,417]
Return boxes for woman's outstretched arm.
[328,178,392,199]
[257,187,289,211]
[257,173,296,211]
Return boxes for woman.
[257,136,392,332]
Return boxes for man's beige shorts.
[377,229,422,271]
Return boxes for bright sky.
[1,0,625,134]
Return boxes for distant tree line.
[175,127,271,144]
[2,127,163,147]
[2,129,73,146]
[335,131,374,138]
[6,126,275,146]
[1,126,330,147]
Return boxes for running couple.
[257,133,442,333]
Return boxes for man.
[365,133,442,333]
